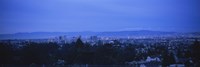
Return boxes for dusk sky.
[0,0,200,34]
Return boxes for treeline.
[0,38,200,66]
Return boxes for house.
[146,56,161,62]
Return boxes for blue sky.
[0,0,200,34]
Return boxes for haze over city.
[1,0,200,34]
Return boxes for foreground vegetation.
[0,38,200,66]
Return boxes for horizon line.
[1,30,199,35]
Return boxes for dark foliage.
[0,39,199,66]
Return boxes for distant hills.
[0,30,199,40]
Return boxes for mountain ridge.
[0,30,199,40]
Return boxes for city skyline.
[1,0,200,34]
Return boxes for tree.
[21,42,59,65]
[75,37,84,48]
[191,39,200,66]
[0,42,14,64]
[162,51,176,66]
